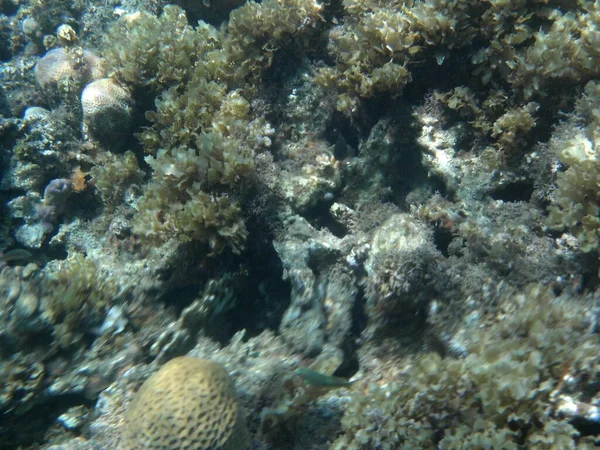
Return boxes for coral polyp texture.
[34,47,107,101]
[121,357,249,450]
[81,78,132,143]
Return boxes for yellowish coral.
[122,356,249,450]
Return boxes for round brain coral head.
[34,48,107,102]
[34,48,73,89]
[81,78,132,147]
[122,356,249,450]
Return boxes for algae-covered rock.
[364,213,441,333]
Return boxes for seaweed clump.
[315,0,478,111]
[318,0,600,107]
[316,0,600,159]
[547,81,600,254]
[1,253,121,351]
[89,151,144,209]
[41,253,122,349]
[333,284,600,449]
[101,2,325,254]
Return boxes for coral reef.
[27,0,84,40]
[1,0,600,449]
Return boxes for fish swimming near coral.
[295,367,353,388]
[0,248,33,263]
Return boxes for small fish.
[0,249,33,263]
[295,367,353,388]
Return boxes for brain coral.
[34,47,106,96]
[81,77,132,143]
[121,356,249,450]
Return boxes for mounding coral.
[121,356,249,450]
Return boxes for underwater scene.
[1,0,600,448]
